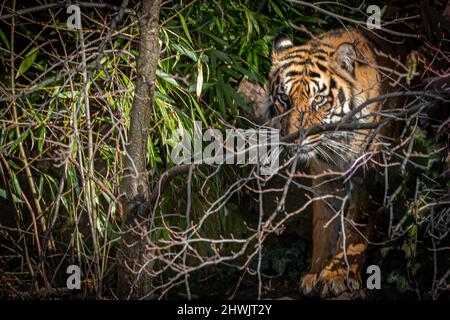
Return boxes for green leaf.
[0,188,6,199]
[244,10,253,42]
[211,49,231,63]
[38,127,45,153]
[0,187,21,203]
[179,14,193,44]
[0,28,10,50]
[231,65,259,82]
[173,44,197,61]
[155,91,175,104]
[269,0,284,19]
[156,69,179,86]
[16,47,39,79]
[215,73,225,116]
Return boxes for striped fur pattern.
[269,29,384,168]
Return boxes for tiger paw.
[299,273,318,296]
[317,261,362,298]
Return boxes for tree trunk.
[117,0,161,299]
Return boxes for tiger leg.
[300,197,340,296]
[317,205,372,299]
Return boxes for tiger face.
[268,31,382,166]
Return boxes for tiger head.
[268,31,381,167]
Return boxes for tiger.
[267,28,404,298]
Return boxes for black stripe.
[311,48,328,54]
[308,70,320,78]
[316,62,327,72]
[311,79,320,89]
[285,53,306,61]
[298,111,305,128]
[314,55,327,61]
[270,77,279,95]
[280,56,313,65]
[349,98,354,110]
[287,48,309,55]
[285,71,303,78]
[329,77,336,90]
[277,60,303,72]
[338,88,346,106]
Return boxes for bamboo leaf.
[178,14,193,44]
[16,48,39,79]
[156,69,179,86]
[0,28,10,49]
[196,59,203,99]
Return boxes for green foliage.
[1,0,447,299]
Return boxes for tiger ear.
[333,43,356,74]
[272,34,293,58]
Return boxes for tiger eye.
[280,94,290,103]
[314,95,324,103]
